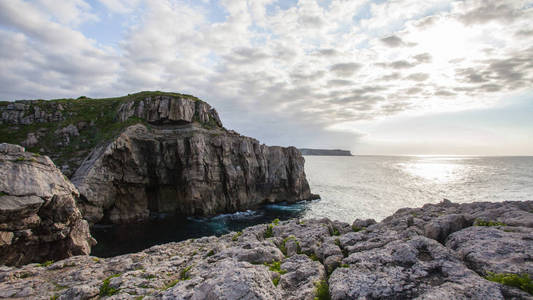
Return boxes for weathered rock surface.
[1,200,532,299]
[72,123,315,224]
[1,92,316,224]
[0,143,95,266]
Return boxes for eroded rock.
[0,143,95,266]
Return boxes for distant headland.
[299,148,352,156]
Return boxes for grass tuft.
[99,274,121,296]
[474,219,506,227]
[314,280,331,300]
[38,260,54,267]
[232,231,242,241]
[180,266,192,280]
[485,272,532,295]
[264,261,287,275]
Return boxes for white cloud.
[1,0,532,153]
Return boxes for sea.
[91,155,533,257]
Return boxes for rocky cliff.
[299,148,352,156]
[72,123,314,224]
[0,143,95,266]
[0,92,221,177]
[0,92,316,224]
[1,199,531,299]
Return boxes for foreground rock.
[0,144,95,266]
[1,200,532,299]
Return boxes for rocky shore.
[0,199,531,299]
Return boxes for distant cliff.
[0,92,318,224]
[299,148,352,156]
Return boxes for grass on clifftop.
[0,91,214,176]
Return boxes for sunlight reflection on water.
[302,155,533,223]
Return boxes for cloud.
[1,0,533,153]
[380,35,404,47]
[456,0,526,25]
[405,73,430,81]
[330,63,362,77]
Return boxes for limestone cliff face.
[0,92,316,225]
[72,124,314,224]
[0,143,95,266]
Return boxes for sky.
[0,0,532,155]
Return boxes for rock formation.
[1,200,531,299]
[72,123,314,224]
[0,92,317,224]
[0,143,95,266]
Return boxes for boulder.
[0,143,95,266]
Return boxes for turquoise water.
[91,155,533,257]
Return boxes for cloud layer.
[0,0,532,150]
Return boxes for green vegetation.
[314,280,331,300]
[92,257,100,263]
[50,295,58,300]
[144,274,156,279]
[340,264,350,268]
[180,266,192,280]
[307,252,320,261]
[279,236,301,256]
[0,91,217,173]
[352,226,364,232]
[330,227,340,236]
[272,276,280,286]
[264,261,287,275]
[99,274,121,296]
[38,260,54,267]
[265,224,274,238]
[232,231,242,241]
[206,250,215,257]
[0,192,7,197]
[474,219,506,227]
[485,272,532,295]
[164,279,180,290]
[264,219,281,238]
